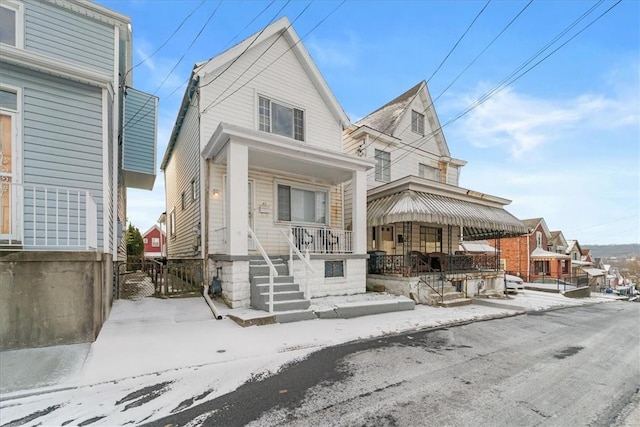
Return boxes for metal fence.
[368,253,501,277]
[115,257,204,299]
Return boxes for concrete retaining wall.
[564,286,591,298]
[0,251,113,350]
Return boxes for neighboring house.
[565,239,583,261]
[142,224,166,259]
[343,82,528,305]
[548,230,568,254]
[581,248,593,263]
[491,218,572,283]
[161,17,374,311]
[0,0,157,349]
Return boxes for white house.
[161,17,374,311]
[343,82,527,305]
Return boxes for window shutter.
[277,185,291,221]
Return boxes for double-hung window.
[420,226,442,253]
[152,237,160,247]
[411,110,424,135]
[259,96,304,141]
[0,1,23,48]
[419,163,440,182]
[374,149,390,182]
[277,184,327,224]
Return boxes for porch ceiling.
[367,189,528,239]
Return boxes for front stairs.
[424,281,472,307]
[249,257,311,312]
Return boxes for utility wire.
[201,1,318,114]
[123,0,225,131]
[199,0,291,90]
[123,0,207,82]
[358,0,493,154]
[372,0,619,178]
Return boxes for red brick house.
[489,218,571,282]
[142,225,166,259]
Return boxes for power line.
[123,0,225,132]
[372,0,619,178]
[199,0,291,90]
[123,0,207,82]
[359,0,493,154]
[201,1,317,114]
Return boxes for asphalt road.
[149,302,640,427]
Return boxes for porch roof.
[582,267,605,277]
[530,247,572,260]
[367,189,528,239]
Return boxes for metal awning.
[530,247,572,260]
[367,189,528,239]
[582,268,605,277]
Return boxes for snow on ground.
[0,291,614,426]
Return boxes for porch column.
[351,169,367,255]
[226,142,248,256]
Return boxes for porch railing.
[290,225,352,254]
[1,182,98,250]
[367,253,501,277]
[281,229,315,300]
[249,226,278,313]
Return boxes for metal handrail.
[281,228,315,300]
[248,227,278,313]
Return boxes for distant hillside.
[585,244,640,259]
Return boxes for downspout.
[526,235,530,281]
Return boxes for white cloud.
[307,32,358,68]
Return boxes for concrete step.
[254,298,311,312]
[251,275,295,285]
[256,290,305,303]
[253,282,301,293]
[437,298,472,308]
[249,264,289,278]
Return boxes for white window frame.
[0,0,24,49]
[257,95,305,141]
[143,238,148,244]
[274,180,329,226]
[0,84,22,240]
[411,110,424,135]
[374,149,390,183]
[419,163,440,182]
[151,237,160,247]
[190,178,196,202]
[536,231,542,248]
[169,208,176,238]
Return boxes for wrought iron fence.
[368,253,501,277]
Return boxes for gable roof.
[162,17,349,170]
[521,218,543,230]
[355,81,451,157]
[142,224,165,238]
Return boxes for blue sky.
[97,0,639,245]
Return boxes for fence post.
[164,262,169,296]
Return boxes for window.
[420,226,442,253]
[374,149,390,182]
[143,238,148,244]
[0,87,18,236]
[258,96,304,141]
[325,260,344,278]
[411,110,424,134]
[277,184,327,224]
[419,163,441,182]
[534,260,549,275]
[181,192,185,210]
[191,179,196,202]
[169,209,176,238]
[536,231,542,248]
[152,237,160,247]
[0,1,23,48]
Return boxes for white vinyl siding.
[419,163,440,182]
[374,149,390,182]
[198,33,342,153]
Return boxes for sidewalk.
[0,290,616,426]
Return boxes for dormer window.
[258,96,304,141]
[411,110,424,135]
[0,1,24,48]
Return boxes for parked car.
[505,274,525,292]
[532,277,574,288]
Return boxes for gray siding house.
[0,0,157,349]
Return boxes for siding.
[165,91,201,258]
[207,167,344,255]
[122,88,157,185]
[24,0,115,75]
[0,63,105,250]
[199,33,343,153]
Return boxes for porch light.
[211,188,219,198]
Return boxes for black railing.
[368,253,500,276]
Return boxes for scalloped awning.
[367,190,528,239]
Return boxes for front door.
[0,107,17,240]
